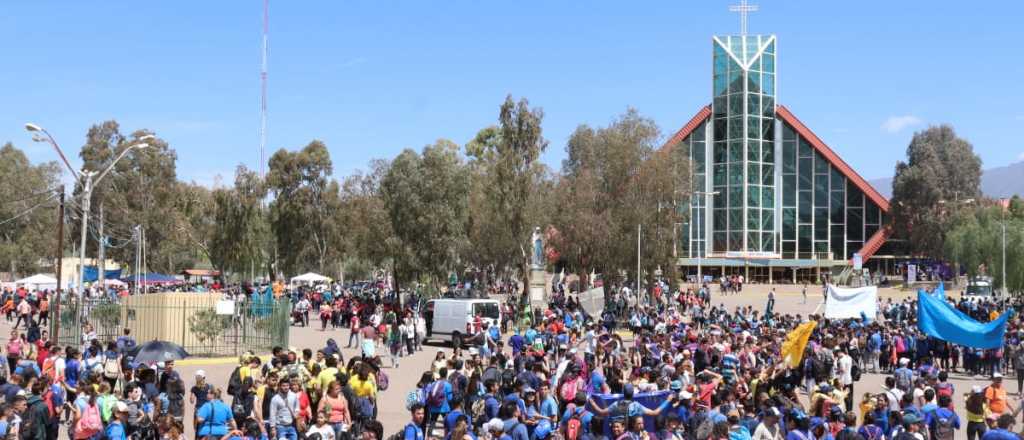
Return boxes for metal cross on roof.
[729,0,758,35]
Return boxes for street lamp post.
[1001,221,1007,296]
[693,191,720,286]
[26,123,152,299]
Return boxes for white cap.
[899,358,909,365]
[994,372,1004,379]
[195,369,206,378]
[115,401,129,412]
[468,347,479,356]
[486,419,505,432]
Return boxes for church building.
[667,5,892,283]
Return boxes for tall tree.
[338,160,393,279]
[381,140,469,290]
[552,109,688,290]
[209,166,271,278]
[891,125,982,258]
[464,96,550,288]
[945,204,1024,293]
[75,121,183,273]
[0,143,61,275]
[267,141,341,276]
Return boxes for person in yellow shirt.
[318,356,341,393]
[348,363,378,400]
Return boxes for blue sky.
[2,1,1022,187]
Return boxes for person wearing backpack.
[101,341,121,391]
[894,359,915,393]
[423,368,453,436]
[70,387,103,440]
[500,401,530,440]
[560,393,593,440]
[925,395,960,440]
[403,403,426,440]
[21,381,51,440]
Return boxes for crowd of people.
[0,279,1022,440]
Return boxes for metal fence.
[50,295,290,357]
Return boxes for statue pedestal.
[528,268,547,309]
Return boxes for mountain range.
[867,161,1024,199]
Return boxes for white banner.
[578,286,605,317]
[824,284,878,320]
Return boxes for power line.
[0,193,58,227]
[0,186,62,205]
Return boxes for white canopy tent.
[290,272,331,286]
[15,274,58,291]
[103,278,127,288]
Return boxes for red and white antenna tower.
[259,0,269,179]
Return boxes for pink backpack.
[75,404,102,439]
[560,377,580,401]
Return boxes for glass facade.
[678,34,887,262]
[710,35,776,254]
[776,122,886,260]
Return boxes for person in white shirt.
[307,411,337,440]
[837,348,854,411]
[752,407,784,440]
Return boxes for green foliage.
[550,109,690,288]
[210,166,271,277]
[75,122,187,272]
[381,140,469,288]
[945,204,1024,294]
[90,302,122,330]
[267,141,342,276]
[0,143,61,275]
[187,308,231,346]
[464,96,550,289]
[891,125,982,258]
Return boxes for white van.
[424,298,501,347]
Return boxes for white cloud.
[881,115,923,133]
[1017,152,1024,162]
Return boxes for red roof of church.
[661,104,890,213]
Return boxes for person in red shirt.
[696,370,723,409]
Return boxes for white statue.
[531,227,544,270]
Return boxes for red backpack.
[935,382,954,399]
[564,407,585,440]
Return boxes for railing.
[50,295,290,357]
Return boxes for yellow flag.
[781,320,817,369]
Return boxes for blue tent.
[83,266,123,283]
[121,273,181,285]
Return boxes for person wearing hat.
[985,373,1014,416]
[898,412,925,440]
[485,418,505,440]
[893,358,914,393]
[101,401,130,440]
[964,385,988,440]
[752,407,783,440]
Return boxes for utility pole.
[53,185,65,343]
[1002,221,1007,296]
[98,203,105,290]
[637,223,642,304]
[134,225,141,296]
